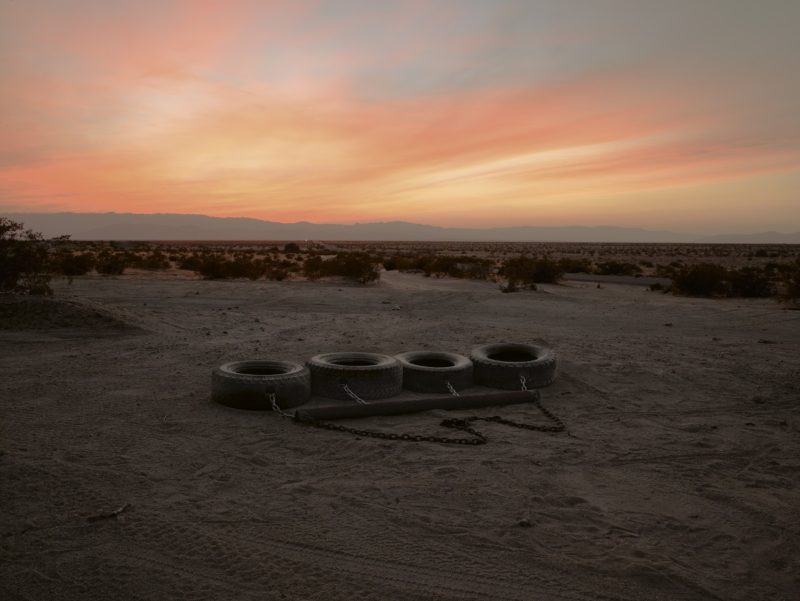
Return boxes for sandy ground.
[1,270,799,601]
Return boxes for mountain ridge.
[4,211,800,243]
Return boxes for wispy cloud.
[1,0,798,232]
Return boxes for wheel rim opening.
[410,358,455,368]
[237,366,288,376]
[332,359,378,367]
[488,350,537,362]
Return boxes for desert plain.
[1,267,799,600]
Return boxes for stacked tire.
[470,343,557,390]
[211,343,557,410]
[307,352,402,401]
[395,351,472,394]
[211,360,310,410]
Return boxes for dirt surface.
[1,271,799,600]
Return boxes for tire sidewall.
[212,360,311,410]
[470,343,557,389]
[307,352,402,400]
[395,351,473,393]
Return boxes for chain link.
[292,397,565,445]
[342,383,368,405]
[520,375,528,391]
[294,413,487,445]
[267,391,294,419]
[445,380,460,397]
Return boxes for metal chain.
[342,383,368,405]
[267,391,294,419]
[271,375,566,445]
[292,397,565,445]
[294,413,487,445]
[461,398,567,433]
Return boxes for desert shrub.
[727,267,774,298]
[530,258,563,283]
[283,242,300,253]
[656,262,683,278]
[265,266,288,281]
[780,262,800,301]
[557,258,593,273]
[594,261,641,276]
[423,256,493,279]
[133,250,170,270]
[302,255,325,280]
[52,251,95,276]
[194,255,226,279]
[179,254,203,271]
[672,263,728,296]
[333,252,380,283]
[303,252,379,284]
[500,256,563,287]
[459,259,493,279]
[0,217,53,295]
[672,263,779,298]
[382,257,398,271]
[95,252,128,275]
[194,255,265,280]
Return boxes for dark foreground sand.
[1,271,798,600]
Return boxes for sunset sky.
[1,0,798,233]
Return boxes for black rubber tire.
[307,352,402,401]
[212,360,310,410]
[470,343,557,389]
[395,351,473,393]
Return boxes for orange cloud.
[1,1,798,231]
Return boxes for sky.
[1,0,798,234]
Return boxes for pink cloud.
[1,1,798,229]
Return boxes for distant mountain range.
[5,212,800,243]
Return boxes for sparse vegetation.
[0,217,53,295]
[500,256,563,288]
[594,261,641,276]
[95,252,128,275]
[672,263,777,298]
[303,252,379,284]
[5,236,795,301]
[51,250,95,277]
[780,261,800,302]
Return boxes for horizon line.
[4,209,799,237]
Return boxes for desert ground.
[1,270,798,600]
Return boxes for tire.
[212,360,310,410]
[307,352,402,401]
[395,351,473,393]
[470,343,557,390]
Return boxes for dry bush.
[500,256,563,287]
[594,261,641,276]
[95,252,128,275]
[51,251,95,276]
[303,252,379,284]
[0,217,53,295]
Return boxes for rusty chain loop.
[271,378,566,446]
[291,397,565,446]
[293,413,488,445]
